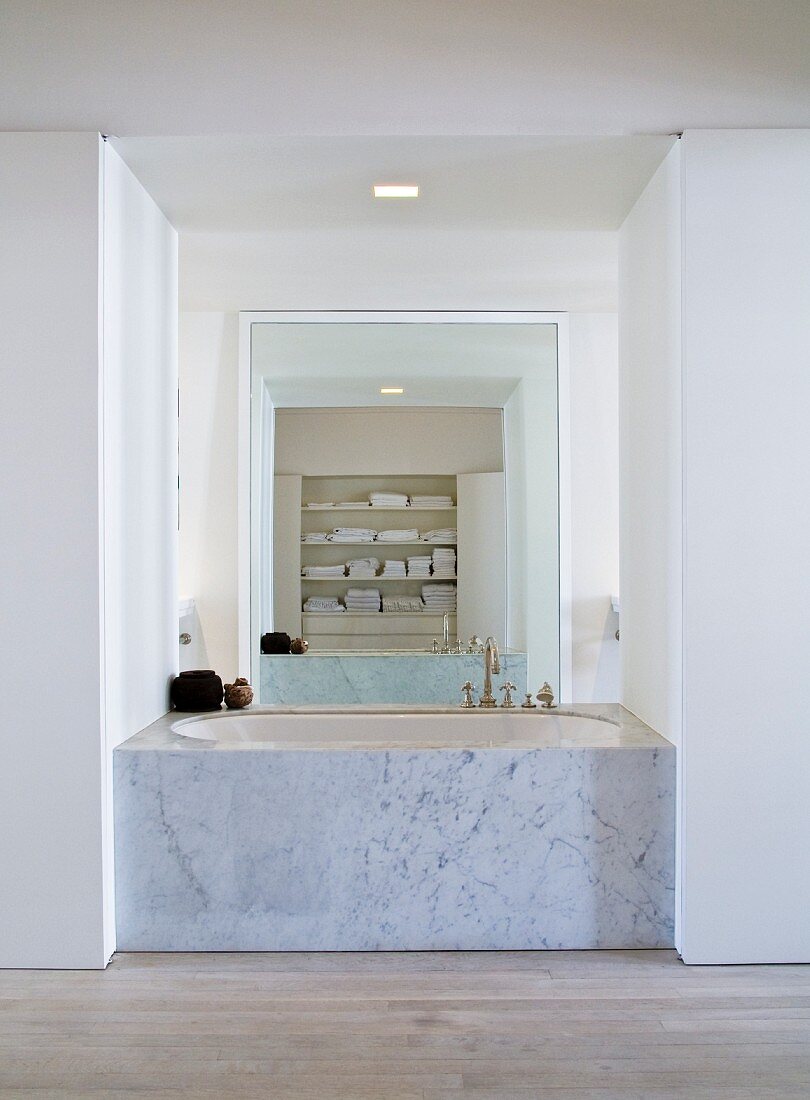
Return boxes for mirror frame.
[238,310,572,700]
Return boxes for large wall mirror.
[240,311,570,704]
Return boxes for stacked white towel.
[303,596,344,613]
[422,582,457,610]
[329,527,377,543]
[377,528,420,543]
[381,559,406,577]
[382,596,425,613]
[301,531,329,543]
[347,556,379,578]
[406,555,432,577]
[431,547,456,578]
[345,587,381,612]
[409,494,454,508]
[422,528,457,544]
[370,491,409,507]
[301,564,346,578]
[304,502,335,509]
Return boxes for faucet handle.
[521,692,537,709]
[499,681,516,708]
[460,681,477,709]
[537,682,556,709]
[467,635,483,653]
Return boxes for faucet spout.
[479,637,500,707]
[441,611,450,652]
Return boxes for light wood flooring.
[1,950,809,1098]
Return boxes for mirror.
[246,312,565,704]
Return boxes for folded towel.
[304,502,335,509]
[301,532,329,542]
[377,529,420,542]
[370,492,409,507]
[382,596,425,613]
[409,495,454,507]
[301,566,347,577]
[422,528,457,543]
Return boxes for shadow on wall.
[572,596,620,703]
[179,312,240,680]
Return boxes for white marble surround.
[260,651,528,705]
[114,704,674,951]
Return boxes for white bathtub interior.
[171,708,623,749]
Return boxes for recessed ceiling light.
[380,387,404,395]
[373,184,419,198]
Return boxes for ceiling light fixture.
[373,184,419,198]
[380,387,404,395]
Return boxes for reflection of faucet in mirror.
[479,637,500,708]
[441,611,451,653]
[467,636,483,654]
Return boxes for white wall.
[101,142,178,956]
[679,130,810,964]
[569,314,620,702]
[274,407,504,475]
[179,312,240,680]
[0,133,107,968]
[0,133,177,968]
[618,144,683,745]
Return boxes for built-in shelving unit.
[294,474,458,651]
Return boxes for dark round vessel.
[170,670,224,712]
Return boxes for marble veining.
[260,652,528,705]
[114,704,674,951]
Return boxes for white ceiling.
[2,1,808,135]
[114,136,664,312]
[252,320,557,407]
[6,2,803,313]
[114,136,674,233]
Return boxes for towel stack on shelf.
[301,532,329,543]
[409,494,454,508]
[301,564,346,578]
[431,548,456,577]
[422,528,457,544]
[377,528,420,543]
[303,596,344,613]
[381,560,406,577]
[406,555,432,577]
[422,583,457,611]
[345,587,381,612]
[329,527,377,543]
[347,557,379,578]
[370,491,409,507]
[382,596,425,613]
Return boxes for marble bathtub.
[114,704,675,952]
[260,651,528,705]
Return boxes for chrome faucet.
[441,611,450,653]
[479,636,500,708]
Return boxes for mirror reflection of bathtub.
[260,648,529,706]
[245,311,565,704]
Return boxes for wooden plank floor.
[1,950,809,1098]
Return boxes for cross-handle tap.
[499,681,517,708]
[479,637,500,708]
[460,681,477,709]
[537,681,557,708]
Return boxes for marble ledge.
[119,702,672,752]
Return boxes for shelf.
[301,540,457,547]
[301,576,457,582]
[303,505,456,513]
[303,611,456,619]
